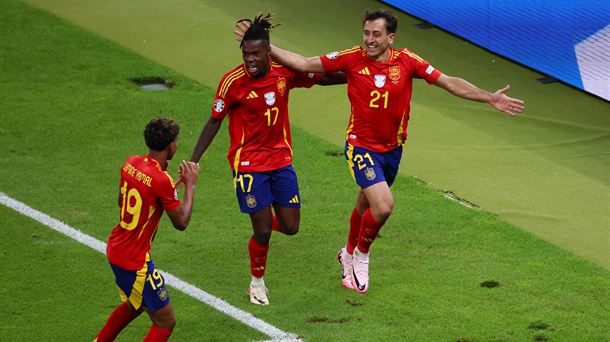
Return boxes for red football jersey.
[211,62,319,172]
[320,46,442,152]
[107,155,180,270]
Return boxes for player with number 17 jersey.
[106,155,180,271]
[211,62,319,173]
[320,46,442,153]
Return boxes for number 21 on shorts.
[353,152,375,170]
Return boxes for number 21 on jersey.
[370,90,389,109]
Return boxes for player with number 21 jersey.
[321,46,442,152]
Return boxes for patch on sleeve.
[325,51,339,59]
[426,65,435,75]
[213,98,225,113]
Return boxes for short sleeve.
[291,71,321,89]
[403,49,442,84]
[157,172,181,212]
[319,46,360,73]
[211,70,239,119]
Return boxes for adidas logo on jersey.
[358,67,370,75]
[246,91,258,99]
[288,195,299,204]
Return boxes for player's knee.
[153,309,176,330]
[282,222,300,235]
[372,201,394,222]
[253,231,271,245]
[165,316,176,330]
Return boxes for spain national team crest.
[246,194,257,208]
[374,74,386,88]
[264,92,276,106]
[277,77,286,96]
[158,288,168,301]
[389,66,401,84]
[364,167,377,181]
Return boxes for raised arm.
[189,116,223,163]
[166,160,199,230]
[269,45,325,73]
[434,74,525,117]
[234,20,324,73]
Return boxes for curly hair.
[238,13,279,48]
[144,117,180,151]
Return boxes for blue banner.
[381,0,610,100]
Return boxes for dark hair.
[238,13,279,48]
[363,9,398,34]
[144,117,180,151]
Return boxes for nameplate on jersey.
[374,74,386,88]
[264,92,276,106]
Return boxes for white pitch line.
[0,192,301,342]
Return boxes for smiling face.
[242,39,270,78]
[363,18,395,62]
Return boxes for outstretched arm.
[166,160,200,230]
[269,44,325,73]
[189,116,223,163]
[434,74,525,117]
[235,20,324,73]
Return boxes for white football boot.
[337,248,354,289]
[248,283,269,305]
[351,247,369,293]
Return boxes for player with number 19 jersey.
[106,155,180,270]
[211,62,319,173]
[320,46,442,153]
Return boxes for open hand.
[490,85,525,117]
[234,20,251,42]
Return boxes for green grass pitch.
[1,0,609,341]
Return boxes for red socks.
[346,208,361,254]
[357,208,384,253]
[143,324,173,342]
[248,237,269,278]
[96,303,173,342]
[95,302,137,342]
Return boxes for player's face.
[242,39,271,78]
[363,18,395,62]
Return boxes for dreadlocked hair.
[237,13,279,48]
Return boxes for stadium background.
[382,0,610,101]
[2,0,608,340]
